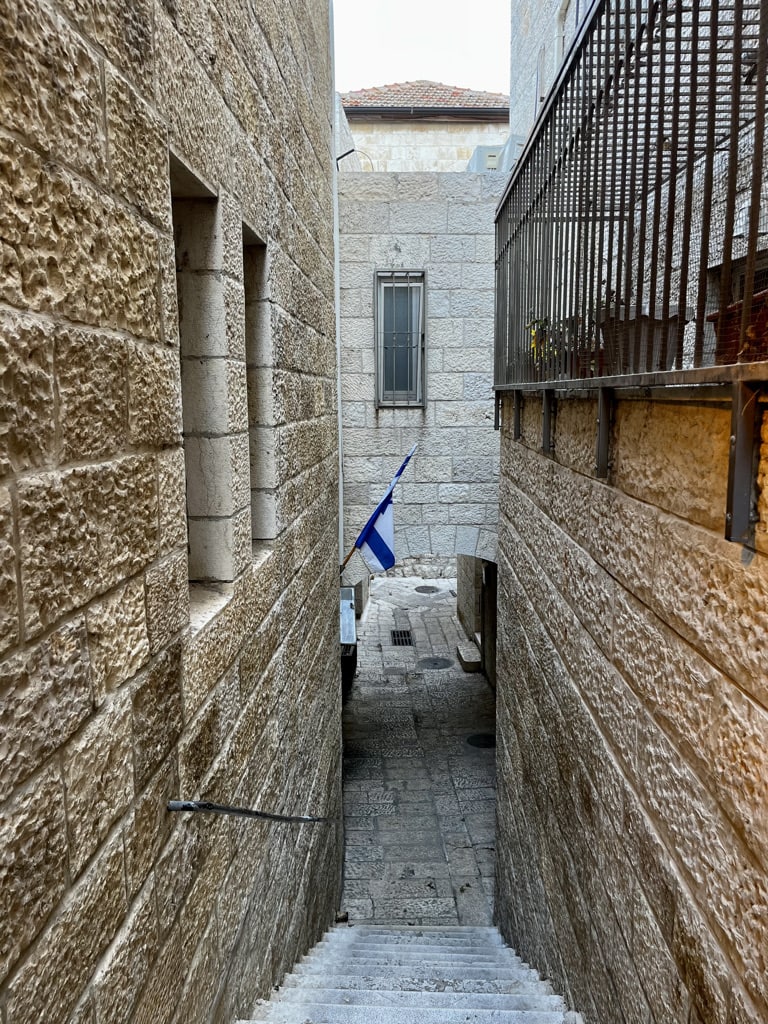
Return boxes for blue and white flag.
[354,445,417,573]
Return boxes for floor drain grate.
[415,585,438,594]
[417,656,454,670]
[390,629,413,647]
[467,733,496,749]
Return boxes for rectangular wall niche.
[171,156,237,583]
[244,229,277,543]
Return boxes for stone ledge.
[457,640,481,673]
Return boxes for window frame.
[374,270,426,408]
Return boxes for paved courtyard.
[340,576,497,927]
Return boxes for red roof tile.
[341,80,509,111]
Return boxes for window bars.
[375,271,426,406]
[494,0,768,388]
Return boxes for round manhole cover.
[415,585,439,594]
[417,656,454,670]
[466,733,496,748]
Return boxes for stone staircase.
[241,925,581,1024]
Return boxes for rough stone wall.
[457,553,482,638]
[344,121,509,172]
[509,0,580,139]
[0,2,342,1023]
[495,392,768,1024]
[338,171,505,570]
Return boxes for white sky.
[331,0,511,96]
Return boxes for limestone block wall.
[509,0,577,140]
[338,172,506,568]
[0,2,342,1022]
[495,392,768,1024]
[344,121,509,173]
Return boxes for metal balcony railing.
[494,0,768,389]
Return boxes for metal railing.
[494,0,768,388]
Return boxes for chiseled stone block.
[157,447,187,555]
[651,513,768,701]
[0,765,69,982]
[64,694,134,878]
[0,311,55,477]
[128,341,183,448]
[614,401,730,531]
[145,550,189,654]
[106,66,169,228]
[0,138,160,338]
[0,621,92,801]
[7,833,126,1024]
[0,487,19,656]
[92,879,159,1024]
[57,329,129,462]
[0,0,106,179]
[132,643,183,791]
[87,578,150,702]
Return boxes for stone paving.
[340,576,497,927]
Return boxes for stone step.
[323,929,504,949]
[274,988,565,1011]
[314,940,519,960]
[291,963,538,982]
[246,1005,569,1024]
[335,926,503,940]
[300,952,517,969]
[280,975,549,995]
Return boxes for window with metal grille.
[375,271,425,407]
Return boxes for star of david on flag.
[348,444,417,574]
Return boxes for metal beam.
[542,390,555,456]
[595,387,613,477]
[725,382,760,544]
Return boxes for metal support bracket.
[513,391,522,440]
[725,382,761,544]
[595,387,614,478]
[494,391,502,431]
[542,390,555,457]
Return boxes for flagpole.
[339,543,357,573]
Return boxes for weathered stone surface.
[125,754,178,897]
[7,835,126,1023]
[92,879,159,1024]
[106,67,169,228]
[0,0,106,178]
[86,577,150,703]
[145,550,189,654]
[651,514,768,700]
[614,589,768,865]
[157,447,187,554]
[614,401,730,531]
[132,643,182,791]
[497,391,768,1024]
[0,311,55,477]
[19,459,157,636]
[0,486,19,655]
[0,138,160,339]
[64,694,134,877]
[66,0,154,91]
[128,342,183,448]
[56,329,128,462]
[0,766,68,981]
[131,925,183,1024]
[0,619,92,802]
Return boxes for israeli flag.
[354,445,416,574]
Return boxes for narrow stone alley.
[340,577,497,927]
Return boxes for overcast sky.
[331,0,511,96]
